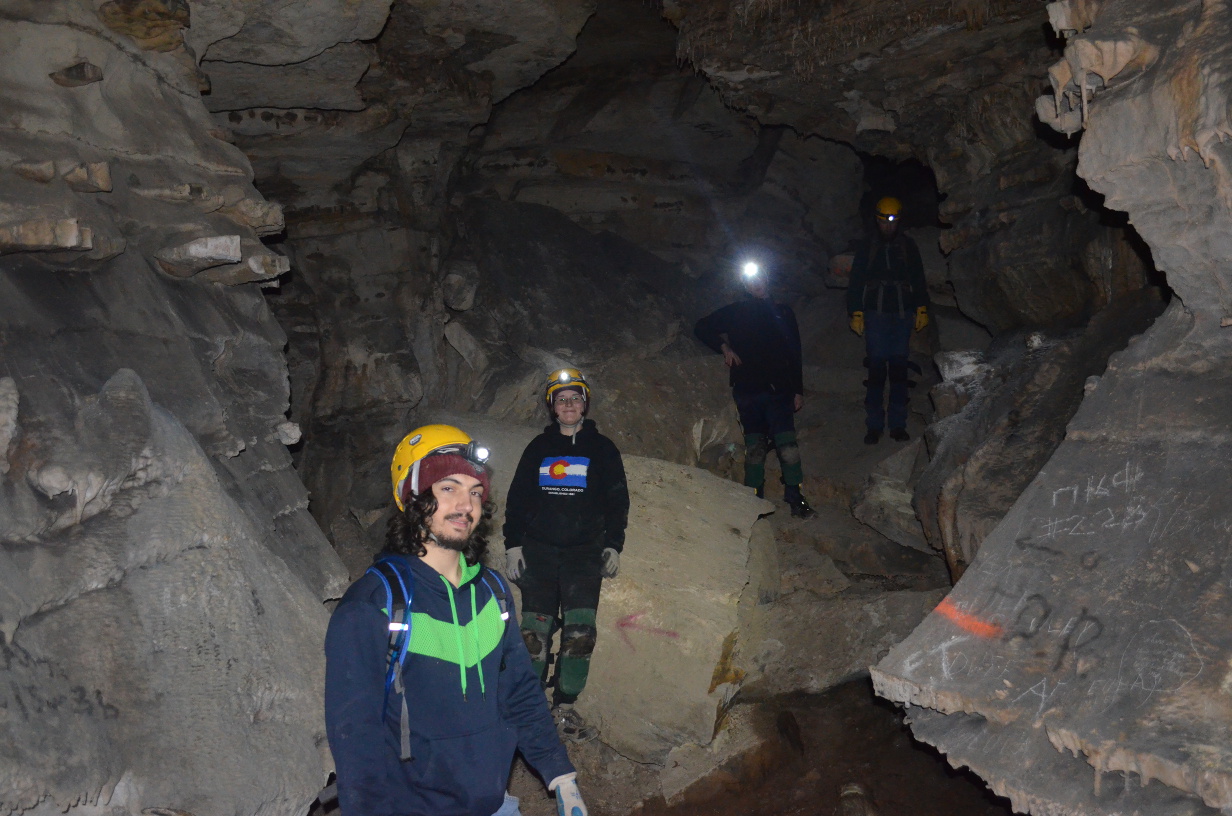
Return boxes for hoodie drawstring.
[471,585,486,698]
[441,577,489,701]
[442,577,468,700]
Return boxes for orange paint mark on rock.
[935,598,1002,639]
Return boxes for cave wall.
[465,1,863,276]
[0,3,349,815]
[874,0,1232,813]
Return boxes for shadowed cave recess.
[3,0,1230,814]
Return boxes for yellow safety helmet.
[875,196,903,222]
[544,368,590,408]
[390,424,490,511]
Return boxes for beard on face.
[431,511,476,551]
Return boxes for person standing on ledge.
[848,196,930,445]
[324,424,588,816]
[694,261,816,519]
[503,369,629,744]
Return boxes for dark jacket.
[847,233,930,316]
[502,420,629,552]
[693,297,803,396]
[324,553,573,816]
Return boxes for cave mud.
[1,0,1223,814]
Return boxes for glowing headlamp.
[430,440,490,466]
[742,262,760,279]
[883,214,897,222]
[559,371,570,382]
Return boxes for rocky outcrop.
[2,4,284,284]
[0,368,339,816]
[0,4,348,815]
[875,1,1232,813]
[0,257,348,816]
[223,0,596,214]
[913,290,1165,579]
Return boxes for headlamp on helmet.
[742,261,760,279]
[545,368,590,408]
[875,196,903,223]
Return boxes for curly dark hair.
[385,488,493,566]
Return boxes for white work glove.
[549,773,588,816]
[600,547,620,579]
[505,546,525,582]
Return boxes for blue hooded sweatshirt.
[324,552,574,816]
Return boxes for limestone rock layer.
[876,0,1232,813]
[1,3,347,816]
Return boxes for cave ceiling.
[198,0,1132,332]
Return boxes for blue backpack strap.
[366,556,415,760]
[479,569,511,622]
[480,569,513,673]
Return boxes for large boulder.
[579,456,777,763]
[874,305,1232,815]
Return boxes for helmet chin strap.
[558,417,582,443]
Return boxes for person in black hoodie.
[503,369,629,744]
[694,262,816,519]
[324,424,587,816]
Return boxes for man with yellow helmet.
[503,368,629,744]
[325,424,588,816]
[848,196,930,444]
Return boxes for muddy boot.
[554,703,598,744]
[784,486,817,520]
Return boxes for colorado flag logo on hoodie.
[539,456,589,489]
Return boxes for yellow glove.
[849,311,864,337]
[914,306,929,332]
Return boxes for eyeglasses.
[554,395,586,406]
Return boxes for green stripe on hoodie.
[407,561,506,668]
